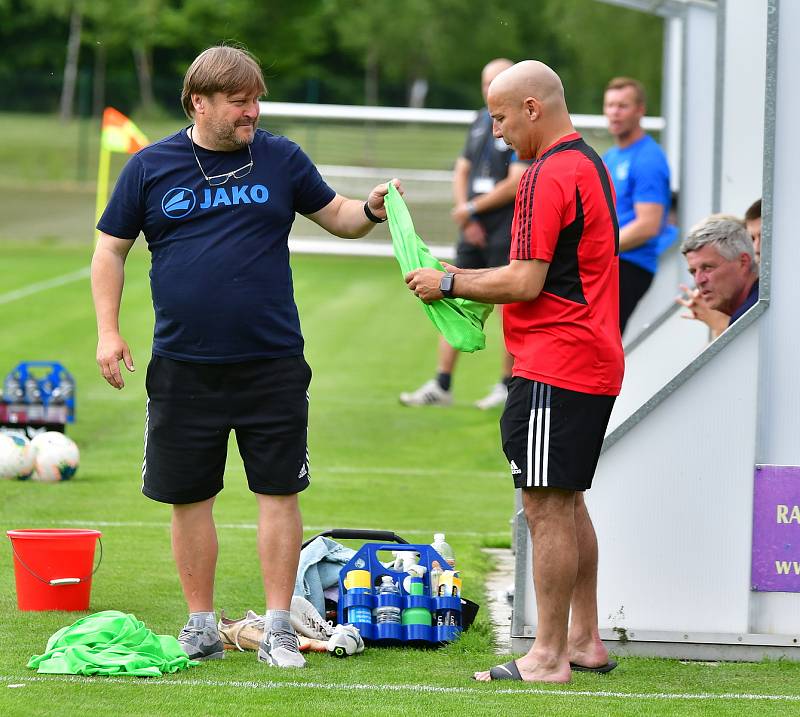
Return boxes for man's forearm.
[329,199,377,239]
[619,220,657,252]
[450,266,540,304]
[619,203,664,252]
[91,249,126,335]
[469,175,519,215]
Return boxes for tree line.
[1,0,664,118]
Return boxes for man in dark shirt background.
[399,58,528,410]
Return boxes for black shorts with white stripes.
[500,377,615,491]
[142,354,312,504]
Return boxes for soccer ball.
[30,431,80,482]
[0,433,36,480]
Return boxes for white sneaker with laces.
[474,382,508,410]
[290,595,334,640]
[258,627,306,668]
[218,609,265,652]
[399,379,452,407]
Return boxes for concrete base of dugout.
[511,631,800,663]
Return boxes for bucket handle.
[10,537,103,586]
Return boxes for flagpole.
[94,107,149,244]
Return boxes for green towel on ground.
[385,183,493,352]
[27,610,198,677]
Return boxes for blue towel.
[294,537,356,615]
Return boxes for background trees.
[0,0,664,117]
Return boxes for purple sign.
[752,465,800,592]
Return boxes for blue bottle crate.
[338,542,462,646]
[1,361,76,429]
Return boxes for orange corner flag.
[101,107,149,154]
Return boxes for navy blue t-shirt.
[729,279,759,326]
[97,128,336,363]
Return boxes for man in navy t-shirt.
[91,45,400,668]
[602,77,672,333]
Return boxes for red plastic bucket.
[6,529,102,611]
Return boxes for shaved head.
[481,58,514,102]
[490,60,565,110]
[486,60,573,161]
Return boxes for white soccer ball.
[30,431,79,482]
[0,433,36,480]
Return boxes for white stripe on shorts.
[141,398,150,486]
[527,382,552,488]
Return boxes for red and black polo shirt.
[503,132,624,396]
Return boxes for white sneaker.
[290,595,334,640]
[399,379,452,407]
[475,382,508,410]
[258,628,306,668]
[326,624,365,658]
[218,609,264,652]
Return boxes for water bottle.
[373,576,401,624]
[24,377,41,404]
[401,574,432,627]
[50,374,75,405]
[343,570,372,624]
[3,372,24,403]
[429,560,443,597]
[431,533,456,568]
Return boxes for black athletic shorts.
[619,259,654,333]
[142,354,312,504]
[455,232,510,270]
[500,377,616,491]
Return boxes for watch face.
[440,273,454,295]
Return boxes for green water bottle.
[401,575,432,626]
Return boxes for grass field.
[2,240,800,716]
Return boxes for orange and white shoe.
[218,610,264,652]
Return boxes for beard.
[209,117,255,150]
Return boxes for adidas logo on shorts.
[298,464,308,480]
[510,460,522,476]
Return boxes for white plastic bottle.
[429,560,443,597]
[374,576,401,624]
[431,533,456,568]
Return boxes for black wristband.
[364,201,386,223]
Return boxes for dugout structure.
[512,0,800,661]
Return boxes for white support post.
[750,0,800,635]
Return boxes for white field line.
[50,520,507,538]
[225,465,504,479]
[0,267,90,305]
[1,675,798,703]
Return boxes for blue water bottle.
[343,570,372,624]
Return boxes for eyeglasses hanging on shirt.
[188,125,254,186]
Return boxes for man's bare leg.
[475,487,576,682]
[172,496,217,612]
[256,493,303,612]
[567,492,610,668]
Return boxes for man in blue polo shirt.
[91,45,399,669]
[603,77,672,333]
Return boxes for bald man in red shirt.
[407,60,624,683]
